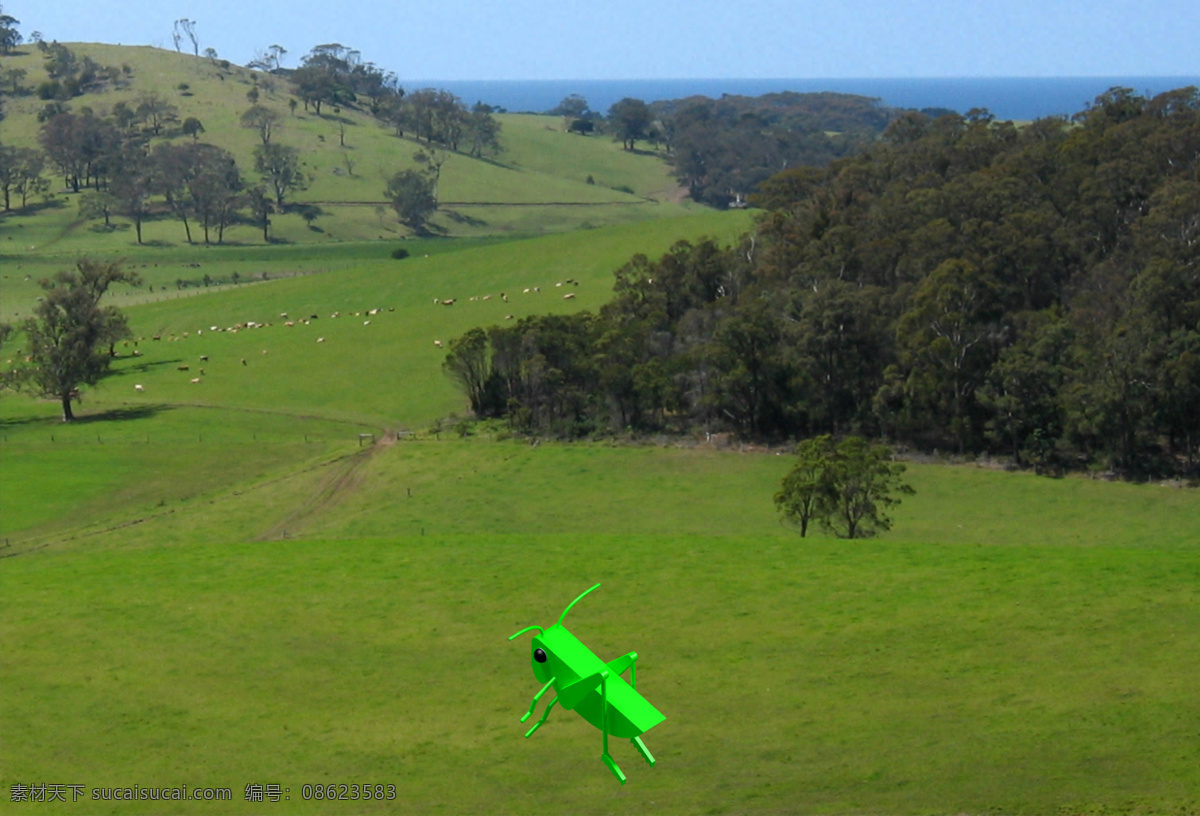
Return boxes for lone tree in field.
[775,435,914,538]
[385,169,437,233]
[14,258,141,421]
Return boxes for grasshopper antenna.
[556,583,601,627]
[508,625,544,641]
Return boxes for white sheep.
[434,340,443,347]
[134,384,145,392]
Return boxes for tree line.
[445,87,1200,479]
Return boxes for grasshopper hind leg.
[631,736,655,766]
[601,752,626,784]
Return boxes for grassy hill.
[0,43,696,250]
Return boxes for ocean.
[408,77,1200,122]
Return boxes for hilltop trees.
[608,97,651,150]
[0,5,20,55]
[291,43,397,115]
[374,89,500,156]
[12,259,140,421]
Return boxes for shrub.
[390,247,410,260]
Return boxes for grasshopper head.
[510,584,601,684]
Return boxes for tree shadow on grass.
[72,404,176,424]
[0,403,174,430]
[118,357,185,374]
[442,209,489,227]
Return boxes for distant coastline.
[409,76,1200,122]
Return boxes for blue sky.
[6,0,1197,80]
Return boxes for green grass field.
[2,44,1200,814]
[3,464,1198,814]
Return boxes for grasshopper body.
[509,584,664,784]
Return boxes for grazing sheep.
[442,298,455,306]
[363,320,371,325]
[501,292,509,302]
[317,337,325,343]
[482,295,492,301]
[133,350,143,357]
[241,359,248,366]
[285,321,295,327]
[190,377,201,384]
[563,293,576,299]
[368,308,379,315]
[432,298,441,305]
[556,282,563,287]
[331,312,340,318]
[199,355,208,361]
[505,314,515,320]
[534,286,540,292]
[434,340,443,348]
[177,365,190,371]
[523,288,530,294]
[262,349,269,355]
[199,368,205,375]
[134,384,145,392]
[280,312,288,318]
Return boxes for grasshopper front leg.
[520,676,556,723]
[524,695,558,738]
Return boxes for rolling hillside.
[0,43,695,250]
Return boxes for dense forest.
[651,91,899,207]
[446,87,1200,478]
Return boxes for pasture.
[2,456,1199,814]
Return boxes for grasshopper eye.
[534,648,547,663]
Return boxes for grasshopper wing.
[556,670,606,710]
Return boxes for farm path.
[255,430,398,540]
